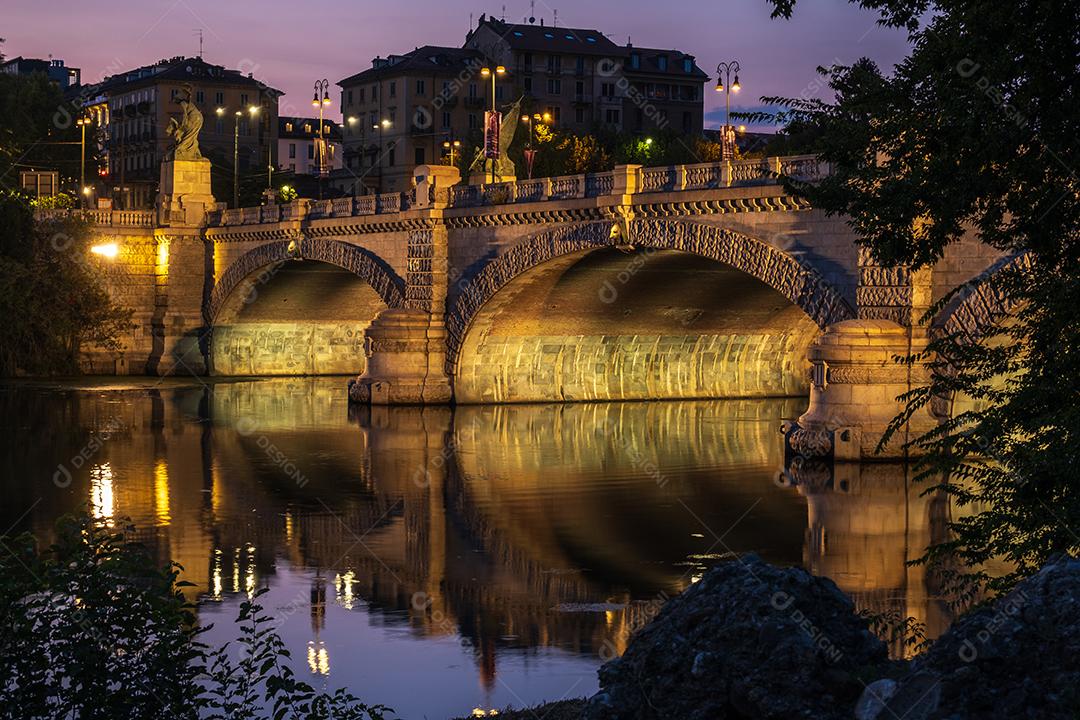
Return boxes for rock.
[874,556,1080,719]
[854,678,897,720]
[583,555,891,720]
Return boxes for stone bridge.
[54,154,1006,459]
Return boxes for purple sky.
[5,0,911,128]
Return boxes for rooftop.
[468,14,625,56]
[90,56,281,96]
[279,117,342,141]
[338,45,484,87]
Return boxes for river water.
[0,377,951,718]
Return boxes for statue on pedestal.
[165,83,204,161]
[469,97,522,183]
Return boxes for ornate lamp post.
[443,138,461,167]
[479,64,506,184]
[373,118,391,193]
[75,115,92,207]
[520,111,550,179]
[218,105,260,208]
[714,61,742,160]
[312,79,331,199]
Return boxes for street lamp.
[373,118,391,192]
[75,115,92,207]
[443,138,461,167]
[714,60,741,160]
[479,65,506,184]
[218,105,260,208]
[520,112,550,179]
[312,79,331,199]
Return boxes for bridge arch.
[446,218,855,403]
[206,238,405,376]
[936,252,1031,343]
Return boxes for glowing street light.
[75,115,92,206]
[443,138,462,166]
[312,79,331,199]
[480,65,506,184]
[218,105,260,208]
[90,242,119,259]
[715,60,742,159]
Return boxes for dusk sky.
[6,0,912,128]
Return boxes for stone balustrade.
[52,155,827,230]
[35,208,157,227]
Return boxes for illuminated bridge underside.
[455,248,819,403]
[211,262,387,376]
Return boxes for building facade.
[335,46,485,195]
[1,56,81,88]
[336,17,707,193]
[78,57,280,208]
[279,117,343,176]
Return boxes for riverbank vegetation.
[754,0,1080,596]
[0,514,390,720]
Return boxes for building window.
[388,143,396,166]
[240,93,248,106]
[389,81,396,98]
[304,123,311,133]
[215,91,224,105]
[601,82,615,98]
[575,107,584,123]
[468,83,477,98]
[416,79,425,95]
[372,84,378,99]
[195,90,204,103]
[630,53,640,70]
[285,122,293,132]
[523,53,532,72]
[683,111,692,132]
[548,106,561,123]
[546,55,561,74]
[523,77,533,93]
[348,90,353,104]
[415,147,425,165]
[308,144,314,159]
[215,117,224,134]
[683,58,693,73]
[495,85,504,100]
[289,163,295,172]
[359,87,365,103]
[657,55,668,71]
[289,143,296,158]
[468,113,478,129]
[442,111,451,128]
[575,56,585,74]
[605,108,619,125]
[575,80,584,97]
[547,78,561,94]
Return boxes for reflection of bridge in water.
[6,378,954,685]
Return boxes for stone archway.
[206,237,406,376]
[445,218,855,378]
[937,252,1031,343]
[206,237,405,326]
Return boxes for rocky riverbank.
[468,556,1079,720]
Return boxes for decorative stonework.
[444,218,855,375]
[855,248,932,327]
[205,237,405,326]
[939,252,1031,342]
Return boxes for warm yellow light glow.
[307,642,330,675]
[153,459,171,526]
[249,105,260,115]
[381,119,391,128]
[216,107,225,116]
[347,116,358,125]
[481,67,491,77]
[90,462,114,523]
[738,124,747,133]
[731,77,741,92]
[90,242,119,259]
[645,137,654,146]
[715,82,724,92]
[81,186,91,195]
[542,112,552,122]
[496,65,506,74]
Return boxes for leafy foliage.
[0,191,132,375]
[0,514,391,720]
[759,0,1080,593]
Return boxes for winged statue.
[469,96,523,181]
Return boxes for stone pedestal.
[348,309,452,404]
[784,319,937,461]
[157,158,214,227]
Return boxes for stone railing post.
[675,165,689,191]
[721,160,733,187]
[413,164,461,210]
[611,164,643,198]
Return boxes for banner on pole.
[484,111,502,160]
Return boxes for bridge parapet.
[35,208,157,227]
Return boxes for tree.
[0,514,391,720]
[0,191,131,375]
[758,0,1080,595]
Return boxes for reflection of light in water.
[471,710,500,717]
[307,641,329,675]
[211,548,222,599]
[285,511,294,542]
[153,460,171,526]
[245,545,256,598]
[690,573,703,584]
[232,548,240,593]
[334,570,356,610]
[90,463,114,523]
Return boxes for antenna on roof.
[469,12,473,32]
[553,9,558,26]
[501,4,506,20]
[193,28,203,58]
[529,0,536,23]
